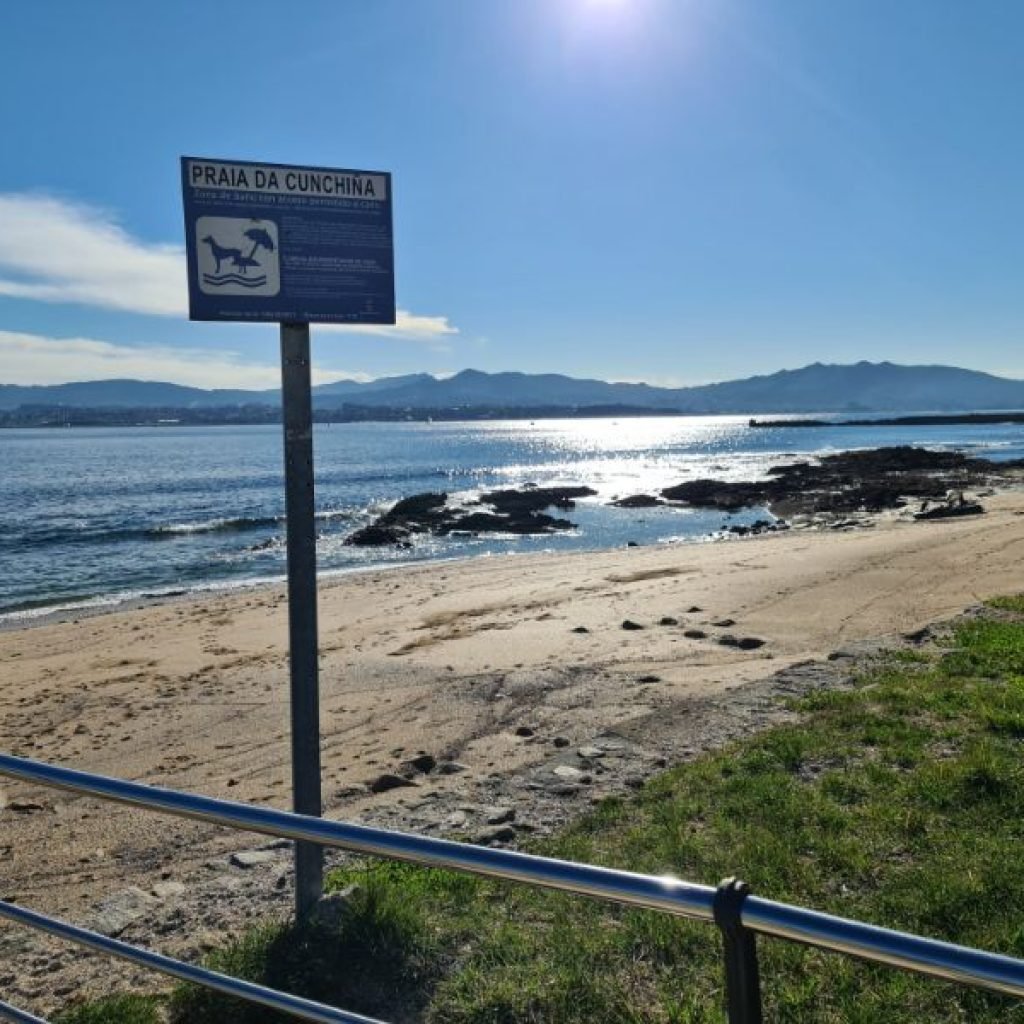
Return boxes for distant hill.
[0,379,269,410]
[677,362,1024,414]
[2,361,1023,416]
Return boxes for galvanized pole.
[279,321,323,921]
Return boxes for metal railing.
[2,752,1024,1023]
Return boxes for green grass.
[168,882,446,1023]
[54,995,162,1024]
[55,594,1024,1023]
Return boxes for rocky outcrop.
[346,485,595,547]
[661,446,1006,518]
[345,448,1015,548]
[344,492,448,547]
[479,485,596,513]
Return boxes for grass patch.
[61,602,1024,1023]
[168,874,447,1022]
[986,593,1024,615]
[54,995,162,1024]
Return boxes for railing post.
[714,877,763,1024]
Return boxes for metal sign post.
[280,321,322,920]
[180,156,395,923]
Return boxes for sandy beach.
[3,490,1024,1009]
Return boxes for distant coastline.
[6,406,1024,430]
[0,404,687,428]
[750,411,1024,429]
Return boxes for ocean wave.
[1,515,282,550]
[315,508,358,523]
[0,577,278,624]
[1,507,368,553]
[147,515,282,537]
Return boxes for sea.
[2,416,1022,624]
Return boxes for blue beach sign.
[181,156,395,324]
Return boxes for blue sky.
[1,0,1021,389]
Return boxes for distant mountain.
[312,372,434,397]
[0,379,268,410]
[678,362,1024,414]
[312,369,679,411]
[2,362,1023,415]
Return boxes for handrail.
[0,999,48,1024]
[0,754,717,922]
[0,900,383,1024]
[742,896,1024,999]
[3,751,1024,1023]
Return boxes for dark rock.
[344,523,413,547]
[718,634,741,647]
[514,726,535,738]
[389,492,448,518]
[724,519,779,537]
[736,637,766,650]
[658,616,679,626]
[621,619,644,631]
[475,825,517,844]
[479,485,596,514]
[637,674,661,683]
[903,626,933,645]
[687,605,703,613]
[8,800,45,813]
[441,510,573,536]
[626,541,639,547]
[400,753,437,775]
[347,485,584,546]
[683,629,707,639]
[552,736,571,748]
[660,446,1007,520]
[345,491,449,546]
[914,501,985,520]
[368,773,419,794]
[611,494,664,508]
[662,478,767,510]
[712,618,736,627]
[571,626,590,634]
[436,761,467,775]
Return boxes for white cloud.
[0,330,374,389]
[0,192,460,342]
[316,309,459,344]
[0,194,187,316]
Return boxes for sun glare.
[578,0,633,17]
[562,0,662,52]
